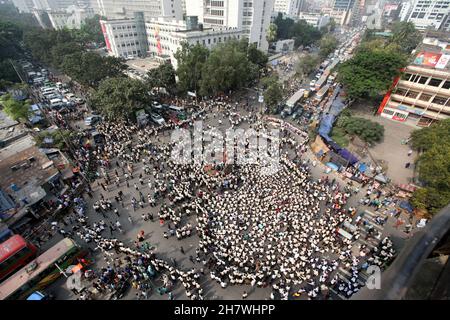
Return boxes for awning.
[326,162,339,171]
[374,173,388,184]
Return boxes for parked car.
[150,113,165,125]
[85,115,102,126]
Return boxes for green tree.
[390,21,421,54]
[199,39,258,96]
[75,14,106,45]
[146,62,176,94]
[319,34,338,59]
[266,23,278,43]
[90,77,150,120]
[273,13,295,40]
[410,120,450,215]
[338,42,407,100]
[0,93,30,121]
[61,51,126,87]
[247,42,268,69]
[296,53,320,78]
[410,118,450,152]
[35,129,73,150]
[338,116,384,144]
[290,19,322,48]
[262,76,283,111]
[174,42,209,94]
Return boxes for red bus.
[0,235,38,282]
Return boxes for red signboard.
[414,52,442,67]
[100,21,111,52]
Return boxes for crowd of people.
[30,79,400,301]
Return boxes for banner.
[414,52,442,67]
[435,54,450,69]
[100,22,111,52]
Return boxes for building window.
[443,80,450,89]
[417,76,428,84]
[406,90,419,98]
[432,96,449,105]
[208,38,211,44]
[428,78,443,87]
[418,93,432,101]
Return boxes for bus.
[0,238,85,300]
[314,84,330,103]
[0,235,38,282]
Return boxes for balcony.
[397,80,450,96]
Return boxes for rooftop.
[0,111,28,146]
[0,135,58,210]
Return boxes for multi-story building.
[186,0,275,52]
[377,34,450,127]
[100,12,149,58]
[298,12,331,28]
[11,0,35,13]
[273,0,305,16]
[47,5,95,29]
[146,17,244,68]
[101,13,244,67]
[400,0,450,31]
[94,0,183,20]
[324,0,357,25]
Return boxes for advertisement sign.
[100,22,111,52]
[435,54,450,70]
[414,52,442,67]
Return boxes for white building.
[298,12,331,28]
[186,0,275,52]
[400,0,450,31]
[273,0,304,16]
[146,17,244,68]
[101,14,245,68]
[100,12,149,59]
[11,0,35,13]
[47,5,95,29]
[94,0,183,20]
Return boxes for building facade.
[101,14,244,67]
[323,0,357,25]
[100,12,149,58]
[273,0,304,16]
[378,36,450,127]
[400,0,450,31]
[186,0,275,52]
[94,0,183,20]
[47,5,95,30]
[298,12,331,28]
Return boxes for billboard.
[435,54,450,70]
[414,52,442,67]
[100,21,111,52]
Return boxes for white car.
[85,115,102,126]
[150,113,165,125]
[65,93,76,100]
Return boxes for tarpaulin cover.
[318,114,335,142]
[328,95,346,117]
[338,148,359,165]
[358,163,367,173]
[326,162,339,171]
[399,201,414,213]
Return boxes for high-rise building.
[101,13,244,68]
[399,0,450,32]
[273,0,304,16]
[95,0,183,20]
[377,33,450,127]
[327,0,357,25]
[186,0,275,52]
[11,0,35,13]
